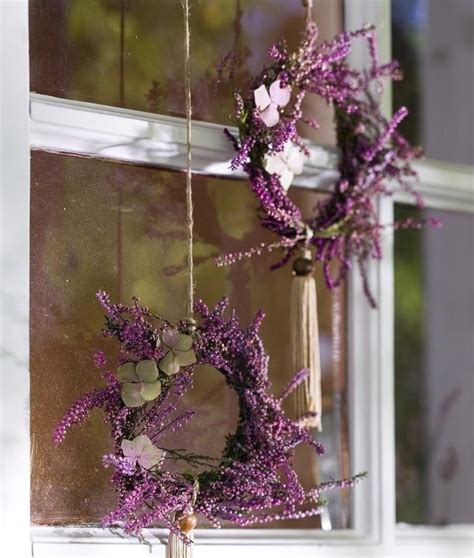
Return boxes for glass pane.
[395,204,474,525]
[31,151,351,528]
[29,0,341,144]
[392,0,474,165]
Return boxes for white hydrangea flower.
[264,141,305,190]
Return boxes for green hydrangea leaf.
[162,328,181,349]
[158,351,180,376]
[140,380,162,401]
[174,333,193,352]
[175,349,197,368]
[121,383,144,407]
[117,362,138,383]
[136,359,159,382]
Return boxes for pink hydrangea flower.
[121,435,165,470]
[254,80,291,127]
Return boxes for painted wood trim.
[29,93,340,190]
[0,1,31,557]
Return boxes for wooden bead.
[181,318,197,335]
[178,513,197,533]
[292,256,314,277]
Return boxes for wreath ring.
[54,292,363,542]
[218,18,439,306]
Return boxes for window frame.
[0,1,31,557]
[1,0,473,556]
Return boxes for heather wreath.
[217,19,441,306]
[54,292,364,541]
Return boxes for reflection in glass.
[392,0,474,165]
[395,204,474,525]
[30,151,351,528]
[29,0,341,144]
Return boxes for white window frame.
[1,0,473,556]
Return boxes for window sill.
[31,525,474,558]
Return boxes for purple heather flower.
[102,453,137,476]
[94,351,106,368]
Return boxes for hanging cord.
[302,0,313,22]
[166,6,198,556]
[181,0,194,319]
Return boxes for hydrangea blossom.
[121,435,165,470]
[264,140,305,190]
[158,329,196,376]
[254,80,291,127]
[118,360,162,408]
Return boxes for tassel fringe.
[290,273,322,431]
[166,512,196,558]
[166,531,193,558]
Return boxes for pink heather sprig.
[94,350,106,368]
[394,216,443,230]
[219,18,436,306]
[216,238,295,268]
[278,367,310,402]
[55,294,364,539]
[230,505,325,527]
[96,291,168,361]
[307,471,368,502]
[149,409,196,442]
[53,383,120,444]
[103,454,137,476]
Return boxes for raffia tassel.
[290,250,322,431]
[166,514,197,558]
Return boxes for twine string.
[302,0,313,21]
[181,0,194,318]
